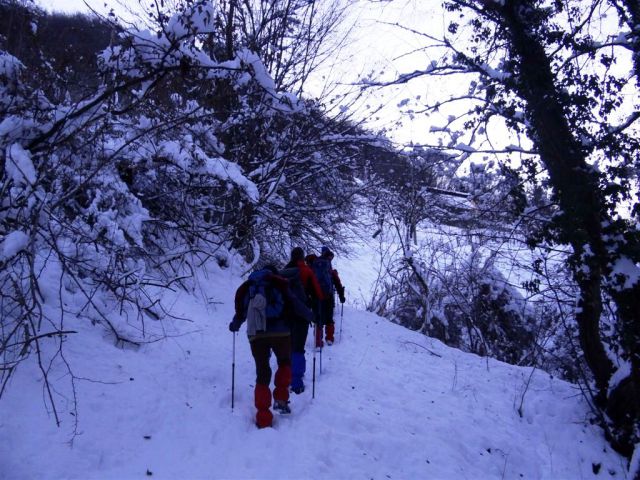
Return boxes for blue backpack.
[312,258,334,297]
[247,269,284,319]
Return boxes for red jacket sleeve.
[298,261,324,300]
[332,269,344,294]
[234,281,250,319]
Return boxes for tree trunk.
[225,0,236,61]
[500,0,639,458]
[621,0,640,84]
[502,0,613,397]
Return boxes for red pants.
[250,334,291,428]
[315,323,335,347]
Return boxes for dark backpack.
[246,269,284,319]
[279,267,314,323]
[312,258,334,297]
[279,267,307,304]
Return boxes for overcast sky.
[38,0,104,14]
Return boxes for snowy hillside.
[0,256,627,480]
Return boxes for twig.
[402,340,443,358]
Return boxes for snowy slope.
[0,259,628,480]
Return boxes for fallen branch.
[403,340,443,357]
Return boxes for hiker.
[311,246,346,347]
[281,247,324,394]
[228,265,312,428]
[330,253,346,310]
[327,248,346,339]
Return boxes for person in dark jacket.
[282,247,324,394]
[310,247,346,346]
[229,266,312,428]
[326,248,346,344]
[328,251,346,313]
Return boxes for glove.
[339,293,345,304]
[229,318,241,332]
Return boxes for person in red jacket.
[282,247,324,394]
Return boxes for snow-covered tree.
[378,0,640,460]
[0,0,366,419]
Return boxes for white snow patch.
[5,143,37,185]
[0,51,23,78]
[481,62,511,80]
[608,362,631,394]
[456,142,476,153]
[611,256,640,290]
[0,241,627,479]
[0,230,29,261]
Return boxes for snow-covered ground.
[0,250,628,479]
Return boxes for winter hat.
[291,247,305,262]
[321,246,332,257]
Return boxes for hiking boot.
[273,400,291,414]
[291,385,305,395]
[326,324,335,344]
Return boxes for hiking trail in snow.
[0,253,627,479]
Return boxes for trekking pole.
[312,323,317,399]
[317,302,323,376]
[340,302,344,343]
[231,332,236,411]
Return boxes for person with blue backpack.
[229,265,312,428]
[311,247,346,347]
